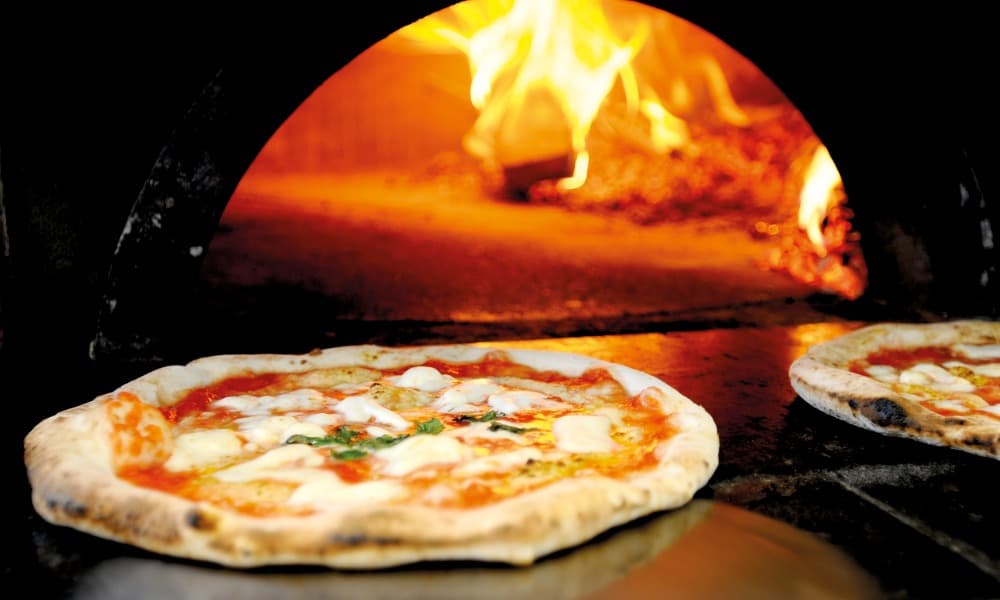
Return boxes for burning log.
[495,85,576,195]
[502,155,576,197]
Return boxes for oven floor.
[203,172,821,324]
[8,323,1000,598]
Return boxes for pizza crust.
[25,344,719,569]
[788,320,1000,460]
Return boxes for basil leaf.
[357,434,411,450]
[331,448,368,461]
[489,422,531,434]
[286,426,361,447]
[291,418,444,460]
[455,411,499,424]
[416,417,444,434]
[285,433,341,447]
[332,426,362,445]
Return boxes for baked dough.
[789,320,1000,460]
[25,344,719,569]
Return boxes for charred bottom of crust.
[329,534,403,547]
[47,496,88,518]
[859,398,914,429]
[186,508,218,531]
[962,434,999,449]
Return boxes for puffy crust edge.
[788,320,1000,460]
[24,345,719,569]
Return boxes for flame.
[761,143,865,300]
[797,144,842,255]
[397,1,866,299]
[400,0,689,189]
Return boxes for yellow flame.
[797,145,843,255]
[401,0,689,187]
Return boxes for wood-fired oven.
[2,2,998,597]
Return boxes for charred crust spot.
[331,533,368,546]
[963,435,994,448]
[847,399,859,410]
[186,508,218,531]
[369,536,402,546]
[861,398,912,428]
[50,498,88,518]
[329,533,401,546]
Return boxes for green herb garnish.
[357,434,411,450]
[455,411,500,424]
[416,417,444,434]
[331,448,368,461]
[286,417,446,461]
[489,422,531,434]
[285,426,360,447]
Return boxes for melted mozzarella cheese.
[552,414,617,453]
[213,444,325,483]
[389,366,455,392]
[955,344,1000,360]
[865,365,899,383]
[213,389,327,416]
[235,415,327,451]
[943,361,1000,378]
[287,477,407,508]
[443,421,527,444]
[899,363,976,392]
[303,413,340,427]
[453,447,542,477]
[334,396,409,430]
[421,484,456,505]
[927,399,972,413]
[487,389,559,414]
[164,429,244,472]
[592,406,625,427]
[433,388,478,414]
[434,379,504,413]
[456,379,502,403]
[376,435,475,476]
[980,404,1000,416]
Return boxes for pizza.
[788,320,1000,459]
[24,344,719,569]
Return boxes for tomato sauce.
[162,373,281,423]
[848,345,1000,420]
[122,355,679,516]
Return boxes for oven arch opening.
[86,2,995,368]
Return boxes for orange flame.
[400,0,688,189]
[797,144,843,255]
[762,143,866,300]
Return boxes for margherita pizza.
[789,320,1000,459]
[24,344,719,569]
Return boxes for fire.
[798,145,842,255]
[401,0,687,190]
[396,0,868,300]
[761,144,867,300]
